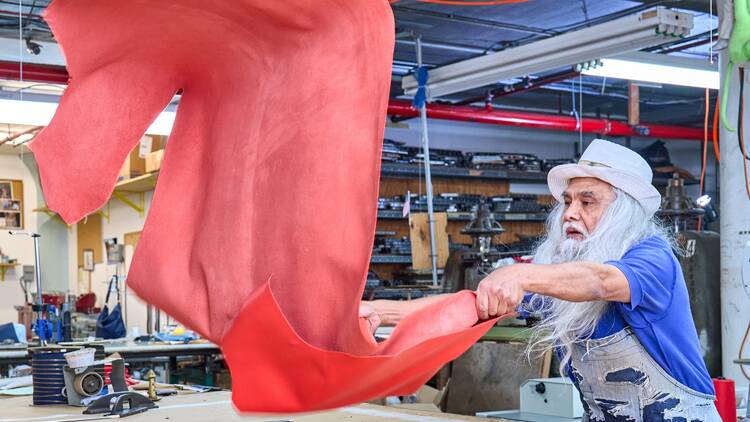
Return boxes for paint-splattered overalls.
[569,328,722,421]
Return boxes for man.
[361,139,720,421]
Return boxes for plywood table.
[0,391,503,421]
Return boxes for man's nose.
[563,202,580,222]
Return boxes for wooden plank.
[540,349,553,379]
[628,82,640,126]
[115,172,159,193]
[77,213,103,267]
[409,213,449,270]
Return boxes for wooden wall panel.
[447,220,544,246]
[124,231,142,251]
[367,264,403,284]
[379,177,508,198]
[375,220,410,238]
[77,214,103,267]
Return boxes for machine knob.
[535,382,546,394]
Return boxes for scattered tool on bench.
[83,391,158,417]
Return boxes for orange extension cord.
[700,89,709,197]
[713,95,721,162]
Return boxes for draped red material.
[30,0,500,413]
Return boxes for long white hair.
[523,187,671,372]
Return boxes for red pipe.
[0,60,705,140]
[0,10,45,20]
[0,61,70,84]
[388,100,705,141]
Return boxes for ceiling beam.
[630,0,714,14]
[392,6,558,37]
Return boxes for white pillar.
[719,0,750,387]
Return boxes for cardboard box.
[367,385,444,413]
[145,149,164,173]
[119,136,166,180]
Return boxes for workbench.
[0,391,505,421]
[0,342,223,386]
[0,342,221,365]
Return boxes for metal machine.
[477,377,583,421]
[460,202,505,291]
[656,174,723,377]
[658,174,704,232]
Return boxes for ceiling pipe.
[387,99,705,141]
[0,61,70,84]
[0,61,705,141]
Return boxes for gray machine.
[477,377,583,421]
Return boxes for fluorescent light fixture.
[581,52,719,89]
[402,7,694,98]
[9,133,35,146]
[0,99,175,135]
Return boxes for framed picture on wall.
[0,181,12,200]
[0,211,22,229]
[82,249,95,271]
[1,199,21,211]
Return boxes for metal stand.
[415,36,439,287]
[8,231,47,345]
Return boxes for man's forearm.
[514,262,629,303]
[367,294,449,326]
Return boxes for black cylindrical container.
[30,346,79,405]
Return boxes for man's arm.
[475,262,629,320]
[360,294,449,329]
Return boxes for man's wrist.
[511,263,533,292]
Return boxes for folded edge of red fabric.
[221,284,499,413]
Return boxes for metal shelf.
[380,162,548,182]
[370,254,412,264]
[376,210,547,222]
[33,204,110,225]
[111,172,160,215]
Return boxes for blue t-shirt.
[524,236,715,395]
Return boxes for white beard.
[555,238,586,263]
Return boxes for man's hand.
[359,301,382,334]
[475,266,526,320]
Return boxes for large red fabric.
[30,0,500,413]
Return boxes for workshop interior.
[0,0,749,420]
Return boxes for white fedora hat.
[547,139,662,216]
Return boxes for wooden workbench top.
[0,391,502,421]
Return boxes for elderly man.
[361,140,720,421]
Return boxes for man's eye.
[582,201,592,206]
